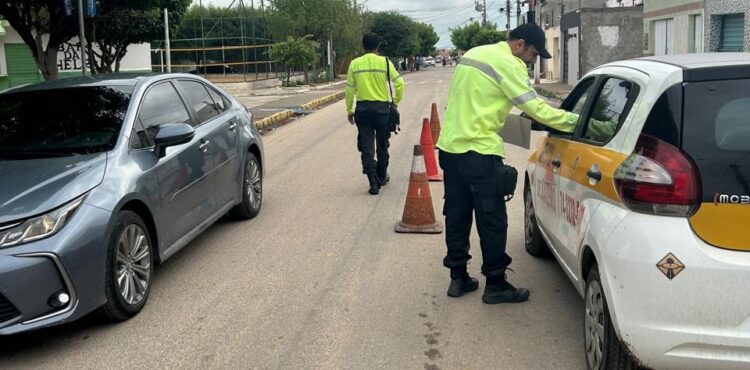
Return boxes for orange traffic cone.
[430,103,442,146]
[420,118,443,182]
[395,145,443,234]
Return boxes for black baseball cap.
[509,23,551,59]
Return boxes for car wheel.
[100,211,153,321]
[230,152,262,220]
[585,266,640,370]
[524,182,551,257]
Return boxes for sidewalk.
[533,78,572,104]
[216,80,347,131]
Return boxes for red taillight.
[614,135,701,216]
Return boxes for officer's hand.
[348,114,355,125]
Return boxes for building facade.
[643,0,705,56]
[0,22,151,90]
[704,0,749,52]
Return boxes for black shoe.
[367,174,380,195]
[482,281,530,304]
[378,173,390,186]
[447,276,479,298]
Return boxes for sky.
[198,0,625,49]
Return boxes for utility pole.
[483,0,488,26]
[77,0,87,76]
[506,0,511,31]
[164,8,171,73]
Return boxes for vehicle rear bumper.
[597,211,750,370]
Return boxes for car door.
[135,81,216,247]
[532,77,598,255]
[554,74,642,272]
[176,80,242,212]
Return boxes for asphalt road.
[0,66,585,370]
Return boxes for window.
[135,82,191,148]
[720,14,744,52]
[654,18,674,55]
[581,78,634,144]
[691,15,704,53]
[0,86,132,158]
[562,78,596,130]
[178,80,221,123]
[206,86,230,113]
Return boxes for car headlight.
[0,196,85,248]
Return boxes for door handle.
[199,140,210,152]
[228,121,237,131]
[587,164,602,184]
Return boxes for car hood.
[0,153,107,224]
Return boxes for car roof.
[602,53,750,82]
[1,73,167,94]
[638,53,750,69]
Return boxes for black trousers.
[355,103,391,176]
[439,150,511,279]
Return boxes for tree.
[271,36,319,85]
[472,28,506,47]
[450,22,506,52]
[87,0,191,74]
[367,11,417,58]
[415,22,439,57]
[0,1,78,80]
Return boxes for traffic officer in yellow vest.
[437,23,577,304]
[346,32,405,195]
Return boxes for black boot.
[482,275,530,304]
[447,266,478,298]
[377,167,390,186]
[367,173,380,195]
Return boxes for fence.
[151,16,303,83]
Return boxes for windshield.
[0,85,133,159]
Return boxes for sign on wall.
[57,42,89,71]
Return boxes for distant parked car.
[0,73,264,335]
[423,57,436,67]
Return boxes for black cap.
[509,23,551,59]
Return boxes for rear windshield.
[683,78,750,202]
[0,85,133,159]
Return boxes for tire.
[100,211,154,321]
[585,266,641,370]
[230,152,263,220]
[524,182,551,257]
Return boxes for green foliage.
[87,0,191,74]
[0,1,79,80]
[450,22,506,52]
[366,11,418,58]
[415,22,439,56]
[271,36,320,84]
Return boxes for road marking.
[418,81,428,85]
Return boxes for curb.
[254,91,345,130]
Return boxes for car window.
[0,86,132,158]
[206,86,230,113]
[715,97,750,151]
[178,80,221,124]
[136,82,191,148]
[561,78,596,129]
[581,78,634,144]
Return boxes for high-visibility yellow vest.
[345,53,404,114]
[437,42,577,157]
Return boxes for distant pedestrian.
[345,32,405,195]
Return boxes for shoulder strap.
[385,57,394,104]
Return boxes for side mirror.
[153,123,195,158]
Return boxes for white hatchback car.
[524,54,750,370]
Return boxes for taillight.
[614,134,701,216]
